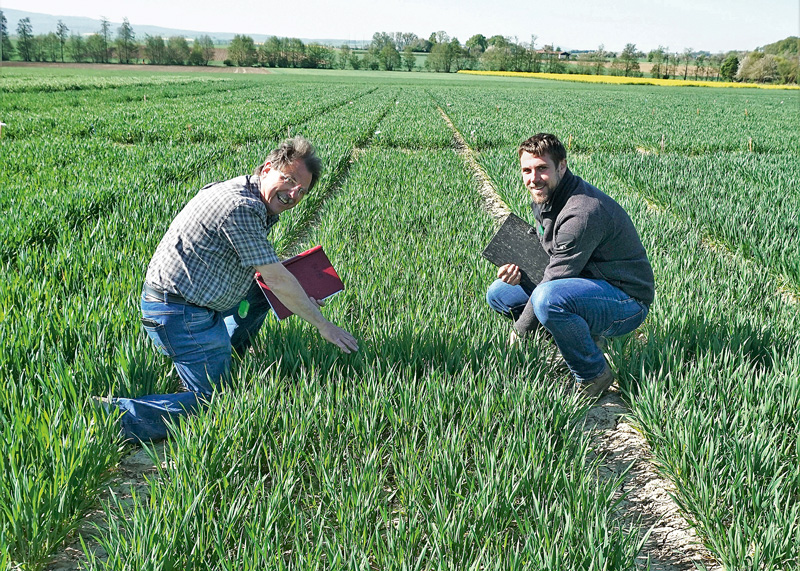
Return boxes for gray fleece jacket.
[514,168,655,334]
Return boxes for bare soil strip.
[438,105,722,570]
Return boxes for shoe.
[576,362,615,399]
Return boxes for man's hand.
[497,263,522,286]
[318,322,359,353]
[256,263,358,353]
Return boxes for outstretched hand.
[318,322,359,353]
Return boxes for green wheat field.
[1,66,798,570]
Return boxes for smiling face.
[520,151,567,205]
[259,159,313,215]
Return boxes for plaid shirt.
[145,175,280,311]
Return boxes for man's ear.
[558,159,567,176]
[260,161,272,175]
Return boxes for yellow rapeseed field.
[458,70,799,90]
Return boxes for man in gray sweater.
[486,133,654,397]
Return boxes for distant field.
[1,67,798,570]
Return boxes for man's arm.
[255,262,359,353]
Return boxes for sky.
[2,0,798,53]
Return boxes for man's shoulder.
[194,175,263,211]
[199,175,251,197]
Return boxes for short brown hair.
[254,135,322,190]
[518,133,566,165]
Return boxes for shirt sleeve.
[219,202,279,268]
[542,209,605,282]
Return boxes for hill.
[0,8,368,46]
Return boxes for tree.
[197,35,215,65]
[682,47,693,80]
[737,52,779,83]
[370,31,394,52]
[188,35,214,65]
[720,53,739,81]
[286,38,305,67]
[188,42,204,65]
[694,53,706,80]
[402,44,415,71]
[617,43,640,76]
[305,43,333,68]
[86,33,106,63]
[427,41,452,72]
[260,36,286,67]
[648,46,668,78]
[68,33,87,62]
[379,43,400,70]
[337,44,351,69]
[16,17,34,61]
[481,36,512,71]
[361,48,379,70]
[594,45,608,75]
[0,10,15,61]
[775,54,798,84]
[144,35,167,64]
[166,36,190,65]
[393,32,418,51]
[228,34,257,66]
[99,17,111,62]
[466,34,487,56]
[541,44,564,74]
[56,20,68,62]
[40,32,60,61]
[115,18,137,64]
[707,53,723,81]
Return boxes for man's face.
[259,159,312,215]
[520,151,566,205]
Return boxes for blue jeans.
[487,278,648,382]
[116,280,271,442]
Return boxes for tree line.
[1,14,215,65]
[1,12,796,84]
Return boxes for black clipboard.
[481,213,550,290]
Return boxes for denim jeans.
[487,278,648,382]
[116,280,271,442]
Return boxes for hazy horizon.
[1,0,797,53]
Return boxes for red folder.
[255,245,344,321]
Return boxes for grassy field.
[1,66,798,570]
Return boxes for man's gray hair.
[254,135,322,190]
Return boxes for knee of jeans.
[529,285,556,326]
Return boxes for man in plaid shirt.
[108,136,358,442]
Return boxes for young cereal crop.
[1,67,798,569]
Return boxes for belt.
[142,283,194,305]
